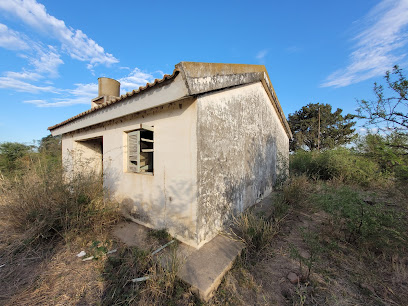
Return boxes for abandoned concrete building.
[48,62,292,249]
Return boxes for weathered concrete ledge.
[113,222,244,301]
[177,234,244,301]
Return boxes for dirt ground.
[1,188,407,305]
[211,188,408,306]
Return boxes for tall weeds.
[0,155,119,253]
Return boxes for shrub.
[282,175,312,206]
[355,133,408,181]
[0,157,119,251]
[311,186,404,248]
[290,149,384,186]
[0,142,34,175]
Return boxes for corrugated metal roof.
[48,69,179,131]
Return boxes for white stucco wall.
[59,79,289,249]
[195,81,289,245]
[62,98,199,247]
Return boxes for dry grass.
[232,212,278,254]
[0,159,120,304]
[212,177,408,305]
[101,240,198,305]
[0,161,119,254]
[282,175,313,206]
[1,156,407,305]
[0,157,199,305]
[3,241,105,305]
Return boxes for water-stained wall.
[62,97,199,247]
[196,81,289,245]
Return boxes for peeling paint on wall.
[196,81,289,245]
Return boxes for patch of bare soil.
[210,205,314,305]
[210,189,408,305]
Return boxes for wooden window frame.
[127,124,154,173]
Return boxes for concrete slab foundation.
[113,222,244,301]
[177,235,245,301]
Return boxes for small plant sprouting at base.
[289,227,324,280]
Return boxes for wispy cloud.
[4,70,41,81]
[30,46,63,78]
[0,0,119,98]
[286,45,302,54]
[119,68,155,93]
[25,83,97,107]
[0,43,64,91]
[0,23,29,50]
[0,0,118,68]
[24,68,157,107]
[322,0,408,88]
[0,76,55,93]
[256,49,268,61]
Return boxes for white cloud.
[256,49,268,61]
[5,70,42,81]
[322,0,408,88]
[69,83,98,99]
[0,43,64,92]
[0,0,118,68]
[357,127,379,135]
[119,68,155,93]
[30,46,63,78]
[0,0,121,105]
[0,76,55,93]
[24,82,97,107]
[0,23,29,50]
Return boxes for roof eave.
[48,69,180,132]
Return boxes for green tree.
[355,132,408,180]
[357,65,408,151]
[38,134,61,157]
[288,103,356,151]
[0,142,33,173]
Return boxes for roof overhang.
[49,71,188,136]
[49,62,292,138]
[176,62,292,138]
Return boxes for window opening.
[128,124,154,173]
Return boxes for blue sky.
[0,0,407,144]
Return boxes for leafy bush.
[311,186,404,248]
[355,133,408,180]
[282,175,312,206]
[290,149,384,186]
[0,142,34,175]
